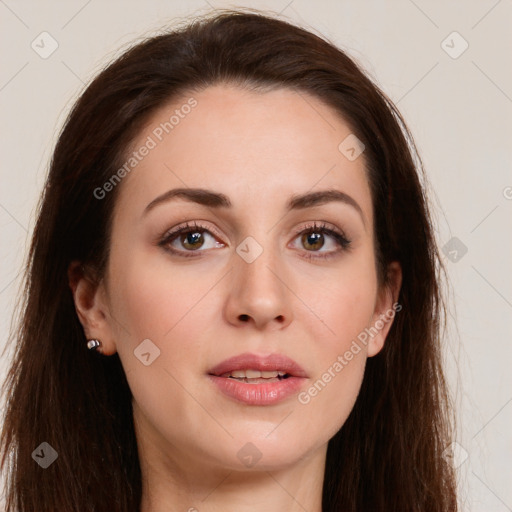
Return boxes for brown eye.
[290,222,351,261]
[301,232,324,251]
[181,231,205,250]
[159,222,225,258]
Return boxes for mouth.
[208,351,307,379]
[207,352,307,405]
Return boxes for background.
[0,1,511,510]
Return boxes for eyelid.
[161,220,225,243]
[290,220,348,241]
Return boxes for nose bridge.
[235,234,282,298]
[225,231,293,329]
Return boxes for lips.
[207,352,308,405]
[208,352,308,379]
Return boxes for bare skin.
[70,84,401,511]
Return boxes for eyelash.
[158,221,351,261]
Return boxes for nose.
[224,244,294,331]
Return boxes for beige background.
[1,1,511,510]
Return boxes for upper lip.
[208,352,308,378]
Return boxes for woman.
[0,10,457,511]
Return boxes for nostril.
[239,314,250,322]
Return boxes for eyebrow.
[143,187,365,222]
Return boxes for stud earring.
[86,339,102,351]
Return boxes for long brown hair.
[1,9,457,511]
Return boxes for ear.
[367,261,402,357]
[68,261,117,355]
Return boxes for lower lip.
[208,375,307,405]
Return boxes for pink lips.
[207,352,308,405]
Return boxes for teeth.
[262,371,281,378]
[230,370,248,378]
[221,369,288,379]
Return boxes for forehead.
[114,84,372,222]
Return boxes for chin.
[209,432,321,472]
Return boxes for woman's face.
[88,84,399,472]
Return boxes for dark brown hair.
[1,9,457,511]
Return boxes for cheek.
[301,256,378,353]
[106,250,218,440]
[293,258,376,435]
[109,243,220,341]
[293,296,371,443]
[105,245,224,407]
